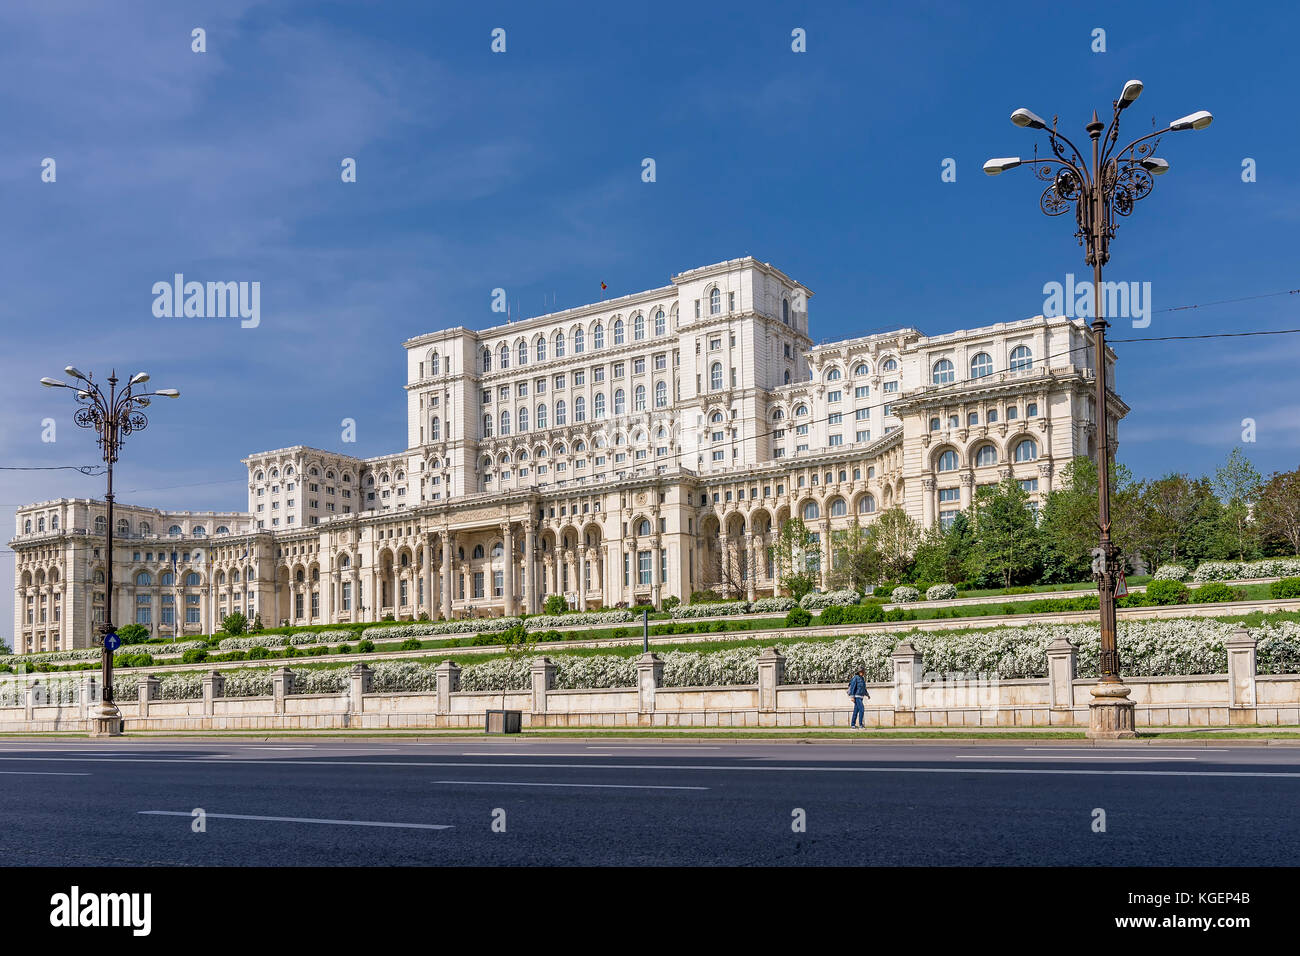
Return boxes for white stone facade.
[10,257,1125,652]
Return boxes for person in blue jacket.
[847,667,870,728]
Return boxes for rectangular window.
[883,380,898,393]
[1019,478,1039,492]
[493,570,504,598]
[827,390,841,403]
[939,487,960,503]
[473,571,485,599]
[828,412,842,424]
[342,582,351,610]
[638,550,652,586]
[828,434,843,446]
[855,385,869,398]
[856,430,870,443]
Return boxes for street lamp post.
[985,82,1211,738]
[41,368,180,736]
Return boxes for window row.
[481,313,670,372]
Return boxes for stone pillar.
[745,533,756,603]
[820,518,832,590]
[79,675,99,721]
[891,640,922,720]
[1226,628,1257,711]
[757,647,785,712]
[530,657,556,714]
[441,534,453,620]
[271,666,294,714]
[1046,638,1077,710]
[349,663,372,716]
[553,549,563,606]
[524,524,537,613]
[434,660,460,714]
[423,543,435,619]
[577,548,588,611]
[636,652,663,714]
[24,680,37,722]
[502,523,516,616]
[921,478,936,529]
[959,473,974,511]
[650,538,662,609]
[202,669,225,717]
[138,674,160,719]
[1038,461,1054,495]
[1088,682,1137,739]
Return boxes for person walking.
[847,667,870,728]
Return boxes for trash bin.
[485,709,522,734]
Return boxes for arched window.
[473,544,485,559]
[168,525,183,536]
[536,336,547,362]
[135,571,152,586]
[784,370,791,384]
[975,444,998,466]
[594,392,606,418]
[37,517,45,532]
[772,408,785,421]
[654,309,665,336]
[971,352,993,378]
[482,348,492,372]
[216,526,229,535]
[192,526,206,537]
[491,542,504,559]
[430,352,440,375]
[339,554,350,570]
[499,343,510,369]
[518,341,528,366]
[711,411,724,424]
[554,331,566,358]
[575,396,586,422]
[613,318,624,345]
[858,494,877,514]
[795,404,808,417]
[854,363,870,377]
[634,385,646,411]
[938,450,959,471]
[637,519,651,536]
[536,404,548,429]
[483,413,494,437]
[802,500,820,521]
[23,519,31,534]
[709,288,721,315]
[593,323,604,349]
[614,389,625,415]
[500,411,511,435]
[574,327,585,353]
[655,381,667,408]
[826,367,842,382]
[430,417,441,441]
[882,358,898,372]
[932,358,955,384]
[830,498,848,517]
[1014,439,1039,462]
[95,515,106,534]
[117,518,130,535]
[556,400,567,425]
[518,407,529,431]
[782,299,790,324]
[50,515,59,530]
[633,313,645,340]
[1010,346,1033,371]
[710,363,723,391]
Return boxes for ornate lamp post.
[984,81,1211,738]
[41,368,180,736]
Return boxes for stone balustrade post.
[757,647,785,712]
[891,641,922,721]
[271,666,294,714]
[79,675,99,721]
[530,657,557,715]
[24,680,37,722]
[636,652,663,714]
[434,660,461,714]
[1225,628,1257,712]
[349,663,373,716]
[138,675,160,719]
[202,670,226,717]
[1046,638,1077,709]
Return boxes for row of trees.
[771,450,1300,592]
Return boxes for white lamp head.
[64,366,88,381]
[1011,108,1047,130]
[40,377,66,388]
[154,388,181,398]
[1140,157,1170,175]
[983,157,1023,176]
[1170,110,1213,131]
[1119,79,1144,107]
[129,372,150,385]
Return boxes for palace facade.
[11,257,1126,653]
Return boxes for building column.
[524,523,537,613]
[423,541,435,618]
[820,518,831,590]
[553,549,563,605]
[921,477,936,528]
[441,534,453,620]
[960,473,974,511]
[650,537,662,608]
[745,532,756,603]
[501,523,516,616]
[577,549,588,611]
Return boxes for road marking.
[240,747,319,751]
[957,754,1198,762]
[7,756,1300,779]
[461,752,611,757]
[435,780,708,790]
[0,770,90,776]
[1027,747,1231,753]
[138,811,452,829]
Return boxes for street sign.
[102,632,121,652]
[1115,569,1128,597]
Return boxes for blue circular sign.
[103,633,121,652]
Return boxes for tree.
[250,613,265,634]
[543,594,569,616]
[872,507,919,581]
[1256,467,1300,555]
[1037,456,1146,575]
[221,612,247,636]
[115,623,151,645]
[1213,447,1262,560]
[911,513,974,585]
[967,478,1039,589]
[829,523,883,590]
[772,518,820,597]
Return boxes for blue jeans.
[851,696,865,727]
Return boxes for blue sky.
[2,0,1297,633]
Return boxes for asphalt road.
[1,737,1297,866]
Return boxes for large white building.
[10,257,1125,652]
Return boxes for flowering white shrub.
[459,657,533,691]
[891,586,920,604]
[556,655,638,689]
[670,601,751,619]
[524,611,631,630]
[925,584,958,601]
[223,670,274,697]
[361,618,522,640]
[1192,559,1300,582]
[370,661,438,692]
[751,597,797,613]
[158,673,204,700]
[800,590,862,609]
[1152,565,1190,582]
